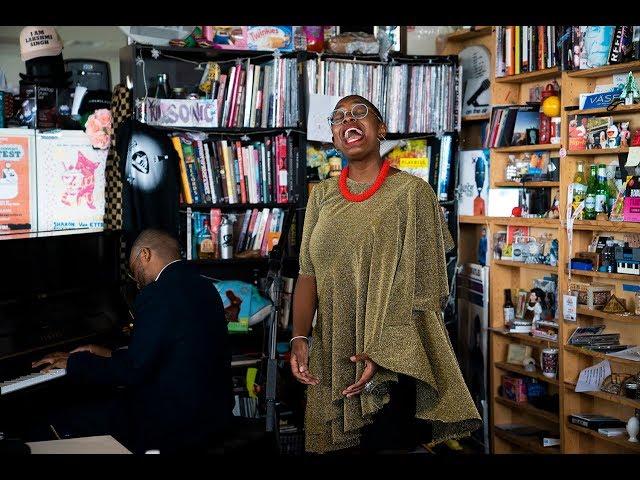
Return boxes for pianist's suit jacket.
[67,260,233,453]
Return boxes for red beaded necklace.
[338,160,391,202]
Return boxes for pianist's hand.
[31,352,69,372]
[70,344,112,357]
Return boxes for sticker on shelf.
[559,147,567,159]
[626,147,640,168]
[563,294,577,322]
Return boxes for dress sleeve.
[413,181,453,312]
[298,183,322,276]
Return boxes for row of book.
[483,104,540,148]
[171,133,298,205]
[496,26,640,77]
[189,207,286,260]
[304,58,460,134]
[495,26,559,77]
[209,57,300,129]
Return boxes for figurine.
[627,412,639,443]
[618,71,640,106]
[478,227,488,266]
[522,356,536,372]
[473,154,487,216]
[606,124,620,148]
[620,122,631,148]
[599,130,607,149]
[548,194,560,219]
[525,287,545,323]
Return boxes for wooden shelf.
[564,381,640,409]
[462,113,490,122]
[446,26,492,42]
[567,148,628,155]
[489,217,560,227]
[459,216,560,227]
[569,268,640,282]
[494,428,560,454]
[495,67,560,84]
[493,144,561,153]
[493,260,558,272]
[576,306,640,325]
[572,220,640,233]
[494,181,559,188]
[567,104,640,117]
[495,362,560,385]
[489,328,558,347]
[459,215,487,224]
[566,422,640,452]
[494,396,559,423]
[564,344,640,367]
[181,202,295,211]
[567,60,640,78]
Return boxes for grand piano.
[0,231,131,441]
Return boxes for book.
[510,108,540,146]
[170,136,192,204]
[569,414,626,430]
[597,427,627,437]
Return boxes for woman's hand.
[289,338,319,386]
[342,353,378,398]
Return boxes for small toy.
[619,72,640,105]
[620,122,631,147]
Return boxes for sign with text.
[145,98,218,128]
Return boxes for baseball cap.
[20,26,63,62]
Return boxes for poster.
[456,263,490,453]
[457,149,489,216]
[382,138,430,183]
[306,93,342,143]
[0,129,36,235]
[144,98,218,128]
[36,130,106,233]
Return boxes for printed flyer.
[0,129,35,234]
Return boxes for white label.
[563,294,577,322]
[504,307,515,324]
[626,147,640,168]
[585,195,596,211]
[595,194,607,212]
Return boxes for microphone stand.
[263,205,295,450]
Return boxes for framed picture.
[516,289,528,319]
[507,343,532,365]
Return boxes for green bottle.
[584,164,598,220]
[595,163,608,214]
[572,161,588,219]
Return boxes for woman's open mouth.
[343,127,365,146]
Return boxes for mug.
[540,348,559,379]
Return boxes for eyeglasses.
[125,247,145,285]
[327,103,381,125]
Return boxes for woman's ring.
[364,380,374,393]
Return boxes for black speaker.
[64,59,111,92]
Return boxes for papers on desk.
[606,345,640,362]
[575,360,611,392]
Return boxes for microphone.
[467,78,491,107]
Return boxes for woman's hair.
[334,95,384,123]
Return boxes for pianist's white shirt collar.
[155,259,181,282]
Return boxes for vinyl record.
[459,45,491,116]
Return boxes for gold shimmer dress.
[298,171,482,453]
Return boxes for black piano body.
[0,231,130,441]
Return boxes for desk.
[26,435,131,454]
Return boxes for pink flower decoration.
[85,109,113,150]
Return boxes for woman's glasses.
[327,103,381,125]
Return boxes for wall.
[406,26,456,55]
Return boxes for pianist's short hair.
[131,228,181,261]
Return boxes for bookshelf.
[120,42,464,447]
[473,26,640,454]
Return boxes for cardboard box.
[212,26,294,52]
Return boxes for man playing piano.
[31,229,234,454]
